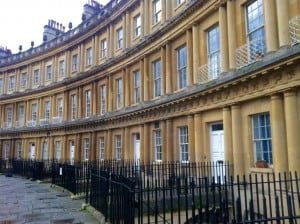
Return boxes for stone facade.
[0,0,299,176]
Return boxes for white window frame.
[116,79,123,109]
[252,113,272,165]
[100,85,106,115]
[32,104,37,122]
[45,101,51,121]
[207,25,220,79]
[153,0,162,24]
[176,0,184,6]
[84,138,90,161]
[21,73,27,88]
[59,60,65,77]
[153,59,161,97]
[6,108,12,127]
[177,45,187,89]
[16,142,22,160]
[57,98,63,118]
[85,90,91,118]
[115,135,122,160]
[4,143,10,160]
[0,79,3,93]
[9,76,15,90]
[154,130,162,161]
[19,105,25,125]
[71,95,77,120]
[134,70,141,103]
[33,69,40,85]
[134,14,141,38]
[46,65,52,80]
[179,126,189,162]
[55,141,62,161]
[72,54,78,72]
[117,28,123,49]
[101,39,107,58]
[86,47,92,65]
[99,137,105,160]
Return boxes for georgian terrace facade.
[0,0,300,176]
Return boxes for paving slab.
[0,174,100,224]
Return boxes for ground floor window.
[55,141,61,161]
[84,139,90,161]
[154,130,162,161]
[115,135,122,160]
[252,113,272,165]
[99,137,105,160]
[179,126,189,162]
[16,142,22,159]
[4,143,10,160]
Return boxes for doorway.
[210,123,224,182]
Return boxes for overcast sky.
[0,0,110,53]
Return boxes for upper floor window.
[59,60,65,77]
[208,25,220,79]
[45,101,50,120]
[99,136,105,160]
[33,69,40,85]
[9,76,15,90]
[133,70,141,103]
[101,39,107,58]
[85,90,91,118]
[71,95,77,120]
[0,79,3,93]
[100,85,106,115]
[21,73,27,88]
[46,65,52,80]
[57,98,63,118]
[176,0,184,6]
[16,142,22,160]
[179,126,189,162]
[153,59,161,97]
[72,54,78,72]
[32,104,37,121]
[246,0,265,56]
[116,79,123,109]
[6,108,12,127]
[86,47,93,66]
[153,0,162,24]
[154,130,162,161]
[84,138,90,161]
[177,45,187,89]
[4,143,10,160]
[55,141,62,160]
[134,14,141,38]
[115,135,122,160]
[117,28,123,49]
[252,113,272,165]
[19,105,25,122]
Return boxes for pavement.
[0,174,101,224]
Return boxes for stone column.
[161,120,167,162]
[188,115,195,162]
[231,105,244,176]
[276,0,290,47]
[194,113,203,162]
[284,90,300,172]
[223,107,233,165]
[161,46,166,95]
[187,29,193,85]
[271,94,288,173]
[143,123,150,162]
[143,56,149,101]
[161,0,166,24]
[124,68,130,107]
[124,127,130,160]
[139,59,144,102]
[227,0,236,69]
[106,130,111,160]
[165,43,172,94]
[143,0,149,36]
[166,119,173,162]
[78,87,82,118]
[219,5,229,73]
[264,0,278,53]
[192,24,200,83]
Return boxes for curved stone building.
[0,0,299,176]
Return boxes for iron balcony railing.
[15,120,24,128]
[26,120,37,127]
[39,118,50,126]
[52,116,62,124]
[2,121,12,129]
[289,14,300,45]
[235,37,266,69]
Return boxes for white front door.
[70,141,75,165]
[210,123,224,182]
[30,143,35,160]
[134,134,140,164]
